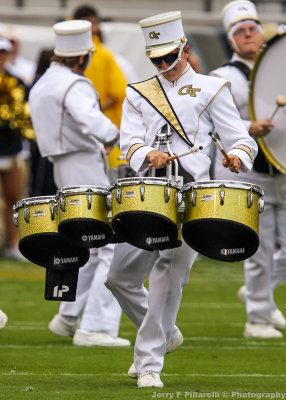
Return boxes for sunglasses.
[150,52,179,65]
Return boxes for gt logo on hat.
[149,31,161,40]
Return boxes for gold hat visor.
[146,38,186,58]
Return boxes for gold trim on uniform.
[126,144,146,162]
[193,81,230,145]
[232,145,254,163]
[130,77,191,146]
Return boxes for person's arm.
[65,80,118,144]
[209,83,258,173]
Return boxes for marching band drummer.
[105,11,258,388]
[210,0,286,338]
[28,20,130,347]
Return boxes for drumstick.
[148,146,203,168]
[209,132,230,163]
[269,95,286,122]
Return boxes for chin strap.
[157,42,186,74]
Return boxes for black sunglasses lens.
[151,52,179,65]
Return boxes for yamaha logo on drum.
[53,256,79,265]
[82,234,106,242]
[220,248,246,256]
[146,236,170,245]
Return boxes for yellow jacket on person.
[84,36,127,129]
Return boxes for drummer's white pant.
[105,241,197,373]
[53,151,122,336]
[214,159,286,324]
[59,245,122,336]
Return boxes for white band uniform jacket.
[120,63,258,181]
[29,63,118,158]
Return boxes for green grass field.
[1,256,286,400]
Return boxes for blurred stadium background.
[0,0,285,79]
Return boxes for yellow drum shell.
[56,186,112,248]
[57,192,109,224]
[111,177,182,250]
[112,184,179,226]
[181,181,264,262]
[15,197,58,240]
[183,186,260,234]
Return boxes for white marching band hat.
[222,0,260,32]
[53,20,95,57]
[139,11,186,58]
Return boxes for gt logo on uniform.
[178,85,201,97]
[149,31,160,39]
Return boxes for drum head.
[112,211,181,251]
[58,218,113,248]
[182,218,259,262]
[19,233,90,268]
[249,32,286,174]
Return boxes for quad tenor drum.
[181,180,264,262]
[110,177,182,250]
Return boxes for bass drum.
[249,32,286,174]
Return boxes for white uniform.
[29,63,122,336]
[105,64,258,374]
[210,54,286,324]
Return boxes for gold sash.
[129,76,193,147]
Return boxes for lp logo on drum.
[53,285,69,298]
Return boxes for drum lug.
[13,212,19,227]
[87,193,92,210]
[191,190,197,207]
[247,191,254,208]
[107,210,113,224]
[177,191,183,206]
[259,197,264,213]
[24,207,30,223]
[164,187,171,203]
[59,196,66,212]
[140,185,145,202]
[50,203,56,221]
[106,193,112,208]
[116,188,122,204]
[220,188,225,206]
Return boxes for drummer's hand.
[146,150,171,168]
[222,155,241,174]
[249,119,274,137]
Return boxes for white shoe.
[166,329,183,353]
[0,310,8,330]
[4,247,28,262]
[244,322,283,338]
[73,329,131,347]
[137,371,164,388]
[128,329,183,379]
[128,363,138,379]
[271,309,286,330]
[237,285,246,303]
[48,314,80,337]
[238,286,286,330]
